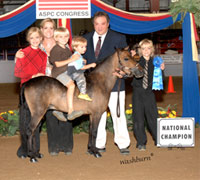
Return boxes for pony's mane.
[87,53,114,77]
[88,47,129,76]
[85,48,130,84]
[85,53,115,87]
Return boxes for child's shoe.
[67,110,83,120]
[52,111,67,121]
[78,93,92,101]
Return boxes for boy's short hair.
[71,36,87,51]
[26,27,43,42]
[54,27,70,39]
[138,39,155,57]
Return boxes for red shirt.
[14,46,47,85]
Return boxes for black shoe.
[138,145,146,151]
[97,148,106,153]
[120,148,130,155]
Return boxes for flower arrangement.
[0,104,178,136]
[157,104,177,118]
[0,110,19,136]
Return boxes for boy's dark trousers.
[132,87,157,147]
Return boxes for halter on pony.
[115,49,143,117]
[116,49,141,78]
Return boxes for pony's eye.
[124,58,129,61]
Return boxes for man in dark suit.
[83,11,130,155]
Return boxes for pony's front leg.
[87,114,102,158]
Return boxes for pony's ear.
[133,54,140,61]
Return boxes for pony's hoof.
[87,149,102,158]
[94,152,102,158]
[30,157,38,163]
[18,155,27,159]
[37,153,44,159]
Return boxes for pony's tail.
[17,83,31,157]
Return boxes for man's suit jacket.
[83,29,127,92]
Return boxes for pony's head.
[116,47,143,78]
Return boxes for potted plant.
[169,0,200,27]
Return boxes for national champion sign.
[157,117,195,147]
[36,0,91,19]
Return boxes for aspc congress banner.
[36,0,91,19]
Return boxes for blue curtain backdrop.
[0,1,199,123]
[182,13,200,123]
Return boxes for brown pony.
[18,48,143,162]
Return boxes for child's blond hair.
[138,39,155,57]
[54,27,70,39]
[26,27,43,42]
[71,36,87,51]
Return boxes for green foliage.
[195,123,200,128]
[169,0,200,27]
[106,116,114,133]
[41,121,47,132]
[73,118,90,134]
[126,113,134,131]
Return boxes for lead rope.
[116,78,121,118]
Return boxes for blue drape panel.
[182,13,200,123]
[0,4,36,38]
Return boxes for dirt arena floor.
[0,77,199,180]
